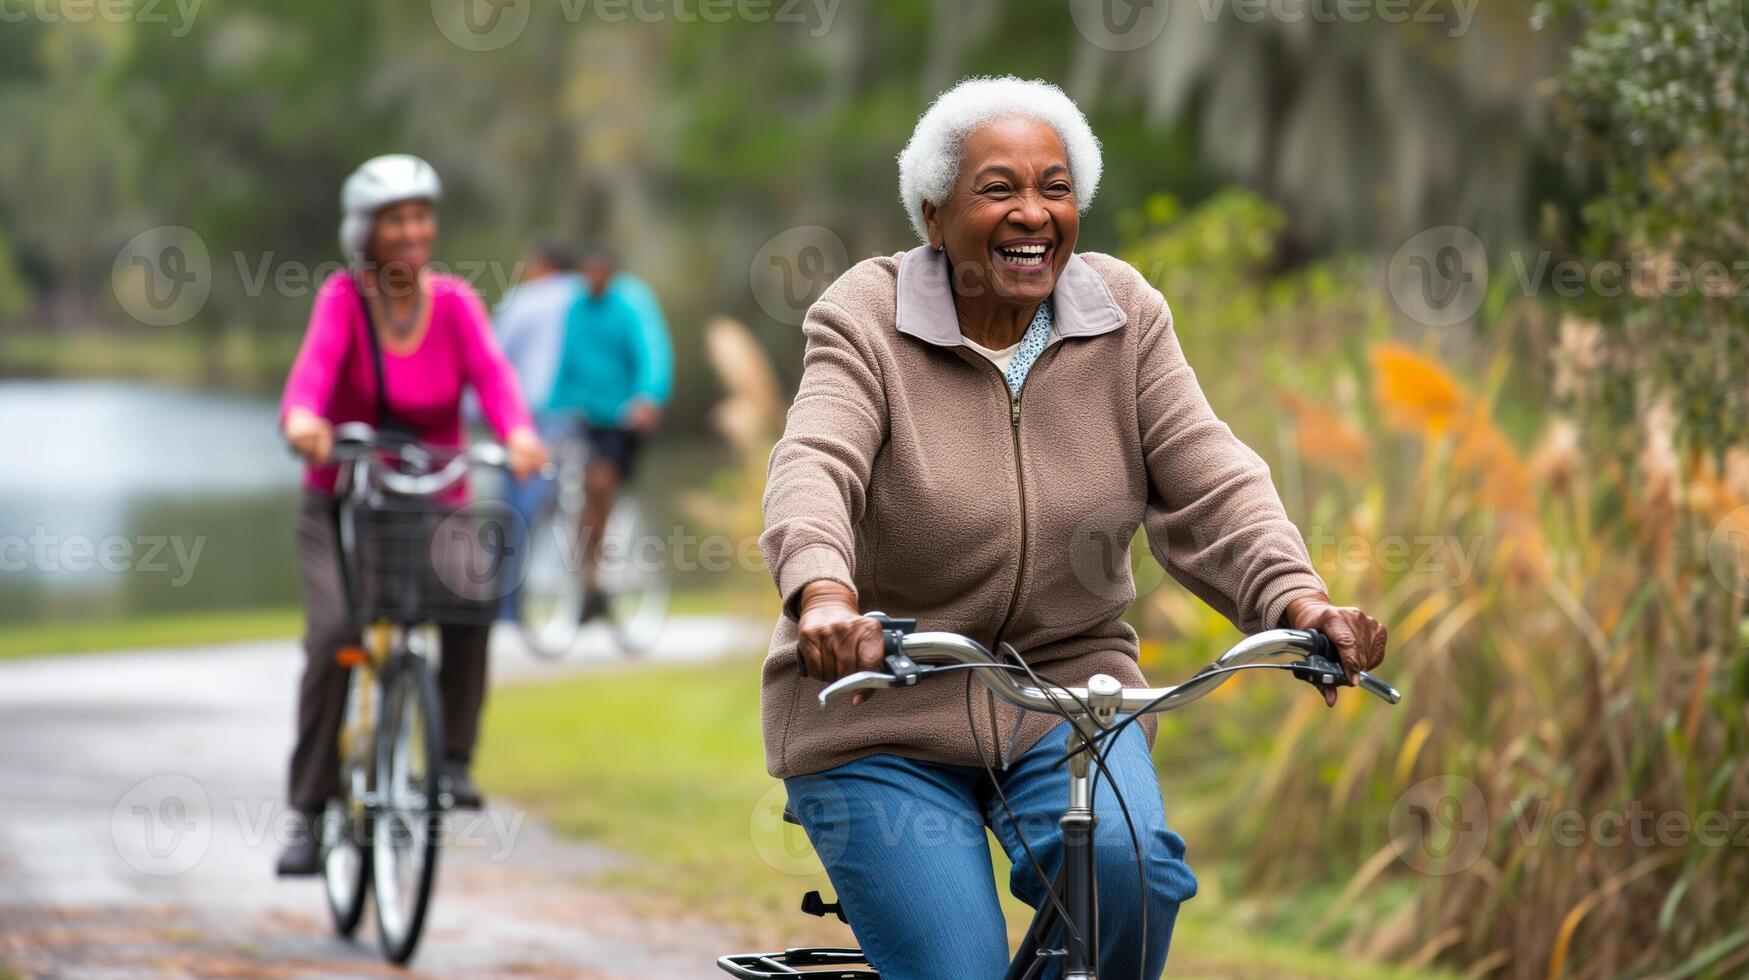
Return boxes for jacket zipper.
[996,378,1027,648]
[987,343,1059,648]
[971,343,1060,766]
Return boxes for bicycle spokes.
[372,660,442,964]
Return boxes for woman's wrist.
[799,579,858,618]
[282,405,317,430]
[1282,592,1334,630]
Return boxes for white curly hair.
[897,76,1103,245]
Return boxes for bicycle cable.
[1000,637,1147,973]
[995,643,1149,979]
[959,653,1147,974]
[964,672,1086,950]
[1062,663,1302,770]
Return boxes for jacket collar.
[895,244,1127,347]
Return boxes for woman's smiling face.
[368,198,437,275]
[923,116,1079,307]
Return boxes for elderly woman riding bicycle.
[760,76,1387,978]
[277,155,547,876]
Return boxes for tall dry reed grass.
[1117,191,1748,978]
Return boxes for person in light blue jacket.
[489,240,585,620]
[548,244,674,617]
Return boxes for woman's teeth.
[997,243,1047,267]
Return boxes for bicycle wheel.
[371,653,443,964]
[601,496,670,655]
[322,667,373,937]
[515,495,585,660]
[319,797,371,937]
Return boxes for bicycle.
[718,615,1401,979]
[317,421,518,965]
[514,420,670,658]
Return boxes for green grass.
[477,657,1451,977]
[0,590,742,662]
[663,587,766,619]
[0,606,302,660]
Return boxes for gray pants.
[287,492,490,814]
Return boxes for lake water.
[0,381,304,623]
[0,380,739,626]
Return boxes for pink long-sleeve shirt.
[280,271,533,500]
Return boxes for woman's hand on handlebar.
[283,407,334,466]
[506,427,549,482]
[1284,593,1388,707]
[797,581,883,706]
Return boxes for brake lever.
[818,671,899,707]
[1354,670,1402,704]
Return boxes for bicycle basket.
[345,498,513,626]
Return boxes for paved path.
[0,617,768,978]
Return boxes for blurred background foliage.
[4,0,1749,976]
[1,0,1574,410]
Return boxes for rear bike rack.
[716,948,876,978]
[715,809,876,977]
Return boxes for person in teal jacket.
[548,245,674,617]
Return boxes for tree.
[1543,0,1749,452]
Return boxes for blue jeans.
[783,718,1197,980]
[495,414,568,621]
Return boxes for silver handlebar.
[817,628,1401,715]
[331,421,511,497]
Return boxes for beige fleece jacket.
[758,246,1326,779]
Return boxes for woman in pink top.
[275,154,547,876]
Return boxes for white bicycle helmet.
[338,154,442,265]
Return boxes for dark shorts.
[583,423,643,480]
